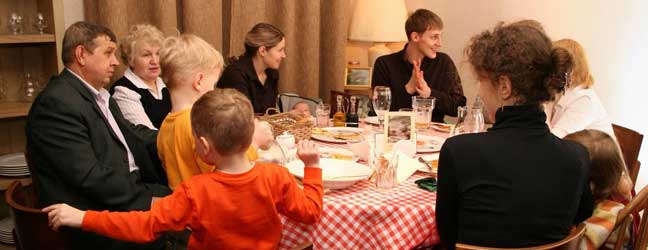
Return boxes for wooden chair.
[612,124,643,185]
[5,181,71,250]
[608,184,648,250]
[455,223,586,250]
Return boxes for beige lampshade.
[348,0,408,42]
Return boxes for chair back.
[277,93,321,115]
[612,124,643,184]
[5,181,71,250]
[609,185,648,250]
[456,223,586,250]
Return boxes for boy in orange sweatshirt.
[44,88,323,250]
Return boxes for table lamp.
[348,0,408,67]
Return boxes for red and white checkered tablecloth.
[278,172,439,250]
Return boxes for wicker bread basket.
[258,108,313,141]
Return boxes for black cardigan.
[435,105,593,249]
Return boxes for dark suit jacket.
[435,105,593,249]
[26,69,171,250]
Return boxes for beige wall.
[407,0,648,188]
[62,0,84,29]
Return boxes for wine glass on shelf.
[34,13,48,35]
[372,86,391,128]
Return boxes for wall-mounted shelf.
[0,34,56,44]
[0,102,32,119]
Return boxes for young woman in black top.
[435,21,593,249]
[217,23,286,114]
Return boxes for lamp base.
[368,42,392,68]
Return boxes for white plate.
[430,122,454,133]
[288,147,359,162]
[286,158,373,190]
[311,127,364,143]
[0,153,26,167]
[416,135,445,153]
[417,154,439,173]
[363,116,380,126]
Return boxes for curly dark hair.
[465,22,573,104]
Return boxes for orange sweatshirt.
[82,162,322,250]
[157,109,258,189]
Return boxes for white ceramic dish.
[363,116,380,126]
[286,158,372,190]
[288,146,358,162]
[416,135,445,153]
[0,153,26,167]
[311,127,364,143]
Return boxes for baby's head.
[291,101,311,117]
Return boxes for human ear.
[497,75,513,100]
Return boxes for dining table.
[277,121,452,250]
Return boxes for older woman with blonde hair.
[110,24,170,129]
[547,38,614,138]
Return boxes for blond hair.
[119,24,165,65]
[553,39,595,88]
[159,34,224,90]
[191,89,254,155]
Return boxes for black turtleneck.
[435,104,593,249]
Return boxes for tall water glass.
[463,107,485,133]
[315,104,330,128]
[372,86,391,128]
[412,96,435,129]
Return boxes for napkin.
[383,151,424,183]
[415,177,437,192]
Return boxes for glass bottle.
[23,73,36,102]
[332,95,347,127]
[346,95,359,127]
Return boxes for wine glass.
[372,86,391,128]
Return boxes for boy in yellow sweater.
[154,34,273,189]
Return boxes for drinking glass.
[372,86,391,128]
[463,107,485,133]
[412,96,435,129]
[452,106,467,135]
[374,154,397,190]
[315,103,331,128]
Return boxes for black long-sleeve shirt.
[435,105,593,249]
[217,55,279,114]
[371,45,466,122]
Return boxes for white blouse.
[111,68,166,129]
[548,85,614,138]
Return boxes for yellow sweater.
[157,109,257,189]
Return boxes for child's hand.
[297,140,320,168]
[42,204,86,231]
[252,120,274,150]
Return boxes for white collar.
[66,68,111,101]
[124,68,166,98]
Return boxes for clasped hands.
[405,60,432,98]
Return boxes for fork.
[418,157,433,171]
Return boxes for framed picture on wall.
[344,67,372,89]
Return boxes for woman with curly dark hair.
[435,21,593,249]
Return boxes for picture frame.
[344,66,372,89]
[383,111,416,145]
